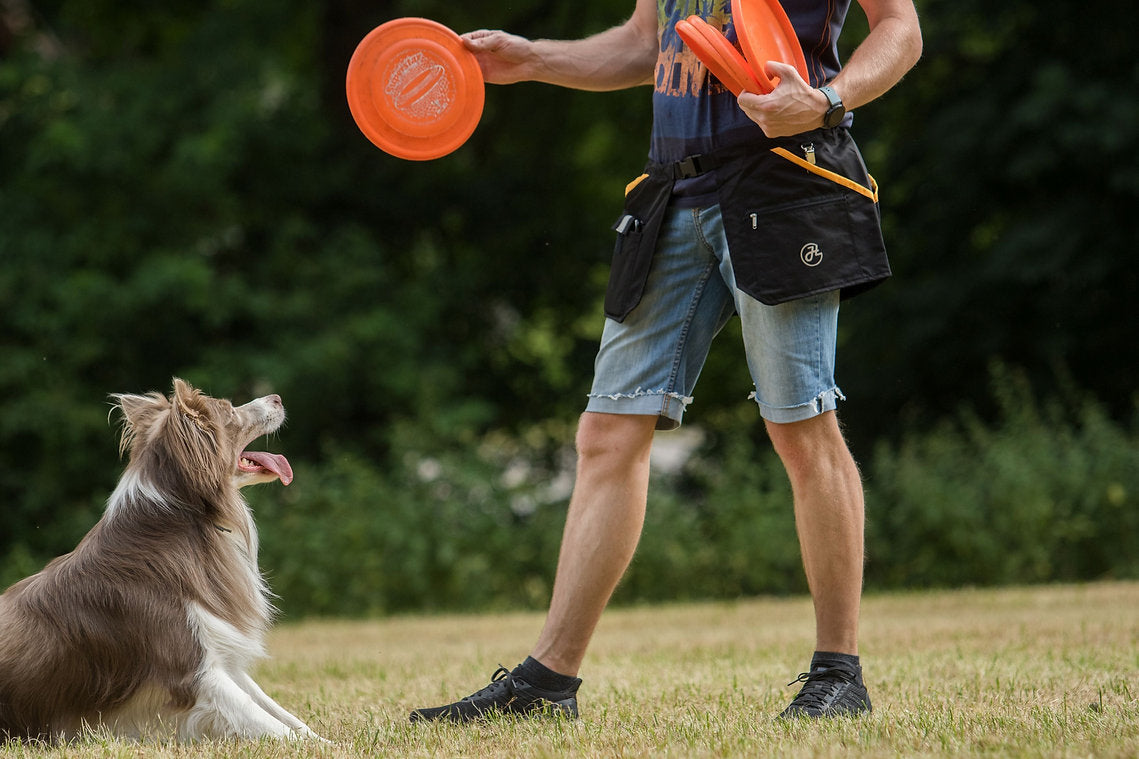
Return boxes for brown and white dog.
[0,379,322,742]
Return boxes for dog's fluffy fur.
[0,379,321,742]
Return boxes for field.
[3,582,1137,757]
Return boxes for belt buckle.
[676,155,703,179]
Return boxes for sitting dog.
[0,379,322,742]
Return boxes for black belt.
[661,139,783,181]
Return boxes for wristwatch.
[819,85,846,129]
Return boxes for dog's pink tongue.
[240,451,293,485]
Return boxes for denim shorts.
[586,203,843,429]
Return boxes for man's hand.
[737,61,828,138]
[739,0,922,137]
[461,29,540,85]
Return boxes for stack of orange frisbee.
[676,0,808,96]
[346,18,484,161]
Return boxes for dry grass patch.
[3,582,1137,757]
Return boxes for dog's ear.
[171,377,211,431]
[110,391,170,457]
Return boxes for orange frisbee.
[677,16,762,96]
[346,18,484,161]
[730,0,809,92]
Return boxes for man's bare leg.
[530,411,657,676]
[766,411,872,718]
[765,411,864,655]
[409,411,656,722]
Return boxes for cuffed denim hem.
[585,387,693,431]
[753,386,846,424]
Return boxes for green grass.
[3,582,1137,757]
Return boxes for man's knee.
[576,412,656,464]
[764,411,851,478]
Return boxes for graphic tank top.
[650,0,853,165]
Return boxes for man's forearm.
[829,2,922,110]
[524,28,658,91]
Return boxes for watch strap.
[819,85,845,128]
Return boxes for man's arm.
[461,0,658,91]
[738,0,922,137]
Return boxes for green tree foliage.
[839,0,1139,443]
[1,0,646,558]
[2,0,341,552]
[1,0,1135,611]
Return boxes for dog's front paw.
[292,726,331,744]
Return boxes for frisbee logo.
[386,52,453,122]
[800,243,823,267]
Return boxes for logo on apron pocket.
[800,243,823,267]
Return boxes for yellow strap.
[769,147,878,203]
[625,173,650,196]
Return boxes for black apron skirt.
[603,127,890,322]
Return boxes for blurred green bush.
[193,369,1139,618]
[865,366,1139,588]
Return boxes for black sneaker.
[410,665,581,723]
[779,662,872,719]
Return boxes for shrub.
[6,370,1135,617]
[865,367,1139,588]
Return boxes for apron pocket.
[717,130,890,306]
[603,170,672,322]
[727,193,871,305]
